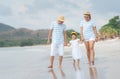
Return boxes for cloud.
[91,0,120,13]
[0,0,119,31]
[0,5,12,16]
[23,0,93,31]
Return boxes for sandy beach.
[0,39,120,79]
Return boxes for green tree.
[100,26,117,38]
[20,39,34,46]
[99,16,120,39]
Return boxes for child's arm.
[47,29,53,44]
[78,39,83,44]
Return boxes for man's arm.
[47,29,53,44]
[64,31,67,46]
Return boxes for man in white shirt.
[47,16,67,68]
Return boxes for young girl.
[68,32,83,70]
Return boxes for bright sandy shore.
[0,39,120,79]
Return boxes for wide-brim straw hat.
[84,11,91,15]
[58,16,65,22]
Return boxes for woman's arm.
[80,27,84,42]
[93,26,98,42]
[47,29,53,44]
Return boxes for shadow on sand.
[89,66,98,79]
[48,66,98,79]
[48,68,66,79]
[74,65,98,79]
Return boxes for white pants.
[50,43,64,56]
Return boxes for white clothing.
[50,43,64,56]
[80,20,96,41]
[70,39,82,60]
[50,21,66,44]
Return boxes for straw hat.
[58,16,65,22]
[71,32,77,36]
[84,11,91,15]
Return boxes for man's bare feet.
[48,65,53,68]
[48,69,53,72]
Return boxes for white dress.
[70,39,82,60]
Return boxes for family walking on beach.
[47,11,98,69]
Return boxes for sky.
[0,0,120,31]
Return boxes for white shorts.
[85,38,95,41]
[84,34,95,41]
[50,43,64,56]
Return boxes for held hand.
[81,37,85,42]
[95,37,98,42]
[67,43,71,47]
[64,42,67,46]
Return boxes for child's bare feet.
[73,65,77,71]
[77,59,80,69]
[48,65,53,68]
[77,65,80,70]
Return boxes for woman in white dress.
[68,32,83,69]
[80,11,98,65]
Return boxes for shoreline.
[0,38,119,49]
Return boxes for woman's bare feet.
[91,61,94,65]
[88,61,91,65]
[48,65,53,68]
[58,65,62,69]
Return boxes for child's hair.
[71,32,77,38]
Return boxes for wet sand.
[0,39,120,79]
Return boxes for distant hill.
[0,23,49,40]
[0,23,78,47]
[0,23,15,33]
[0,23,49,47]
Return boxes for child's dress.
[70,39,82,60]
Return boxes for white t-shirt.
[80,20,96,40]
[50,21,66,44]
